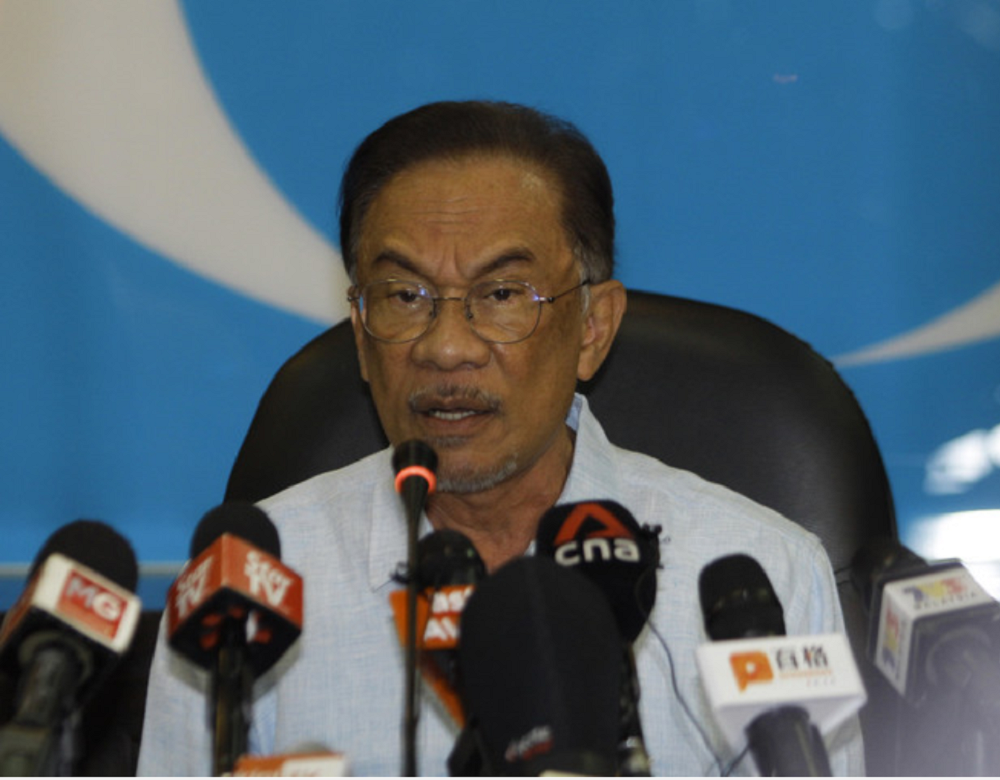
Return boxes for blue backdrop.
[2,0,998,606]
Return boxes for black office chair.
[225,289,901,774]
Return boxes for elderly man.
[138,101,863,776]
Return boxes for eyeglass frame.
[347,277,591,344]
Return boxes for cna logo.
[244,550,292,608]
[730,651,774,691]
[58,569,127,640]
[553,502,631,544]
[552,502,640,565]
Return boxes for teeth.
[429,409,478,421]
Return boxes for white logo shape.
[174,555,214,620]
[244,550,292,607]
[0,0,348,325]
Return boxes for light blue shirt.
[138,394,863,776]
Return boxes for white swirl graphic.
[0,0,346,325]
[0,0,995,359]
[834,281,1000,367]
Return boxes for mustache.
[408,385,503,413]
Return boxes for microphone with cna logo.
[535,499,661,776]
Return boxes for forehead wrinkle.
[406,197,482,219]
[358,156,570,285]
[368,246,538,286]
[378,157,558,222]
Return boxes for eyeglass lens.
[361,280,542,343]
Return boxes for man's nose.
[410,297,492,370]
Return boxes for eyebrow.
[370,249,420,277]
[370,247,538,281]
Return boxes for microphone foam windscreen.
[458,556,622,776]
[190,501,280,559]
[699,553,785,640]
[535,500,659,642]
[416,529,485,589]
[392,439,438,474]
[29,519,138,592]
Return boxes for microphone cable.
[644,619,741,776]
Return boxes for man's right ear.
[577,280,626,383]
[349,305,370,383]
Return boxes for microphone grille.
[699,553,785,640]
[392,440,438,474]
[30,519,138,592]
[416,529,485,588]
[190,501,280,559]
[459,556,621,775]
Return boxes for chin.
[436,455,519,495]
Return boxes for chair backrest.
[225,289,900,773]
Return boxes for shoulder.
[615,445,823,553]
[609,446,840,630]
[260,449,388,513]
[256,448,392,561]
[572,398,830,588]
[260,449,389,518]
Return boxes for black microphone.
[165,502,303,777]
[699,554,833,777]
[392,440,438,777]
[700,553,786,640]
[457,556,622,776]
[393,440,438,525]
[851,537,1000,727]
[406,530,487,776]
[388,530,486,726]
[535,500,660,775]
[0,520,141,776]
[413,529,486,695]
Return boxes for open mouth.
[409,386,502,424]
[426,408,484,422]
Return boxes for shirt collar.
[367,448,412,592]
[558,393,622,505]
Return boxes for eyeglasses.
[348,278,590,344]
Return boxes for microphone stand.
[211,616,252,777]
[403,504,420,777]
[393,441,437,777]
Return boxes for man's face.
[350,155,592,493]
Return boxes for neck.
[425,427,575,572]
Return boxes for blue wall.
[2,0,998,607]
